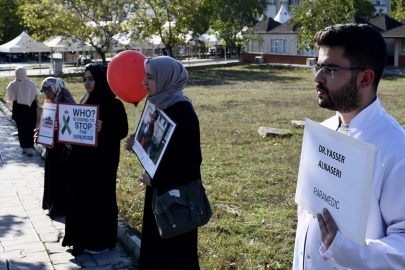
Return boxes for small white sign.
[57,103,99,147]
[169,190,180,197]
[37,101,57,146]
[295,118,375,246]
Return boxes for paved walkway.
[0,110,137,269]
[0,57,241,77]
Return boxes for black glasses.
[312,64,366,79]
[85,63,106,73]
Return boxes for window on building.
[401,39,405,55]
[297,47,315,56]
[289,0,301,5]
[372,0,387,5]
[268,0,276,4]
[247,40,262,53]
[271,39,287,54]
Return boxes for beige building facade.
[265,0,391,19]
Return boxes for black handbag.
[152,179,212,238]
[62,144,74,166]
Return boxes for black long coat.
[43,95,76,217]
[42,131,70,217]
[62,65,129,256]
[139,101,202,270]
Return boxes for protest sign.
[295,118,375,246]
[57,103,99,147]
[132,100,176,178]
[37,101,57,146]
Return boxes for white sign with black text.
[57,103,99,147]
[37,101,57,146]
[295,118,375,246]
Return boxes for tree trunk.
[167,45,174,58]
[97,49,107,65]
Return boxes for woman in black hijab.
[62,64,128,256]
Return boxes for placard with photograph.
[295,118,375,246]
[37,100,57,146]
[132,100,177,178]
[57,103,99,147]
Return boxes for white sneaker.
[27,149,33,156]
[22,148,27,154]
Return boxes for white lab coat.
[293,97,405,270]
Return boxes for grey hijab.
[146,56,192,110]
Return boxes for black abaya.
[42,131,71,217]
[12,100,37,148]
[62,65,128,255]
[139,101,202,270]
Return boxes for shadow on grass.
[381,73,405,81]
[187,66,306,87]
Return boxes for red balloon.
[107,50,147,105]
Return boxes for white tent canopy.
[198,33,223,46]
[0,31,49,53]
[44,36,93,52]
[274,5,291,24]
[118,32,164,49]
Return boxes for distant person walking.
[76,56,82,67]
[6,66,40,156]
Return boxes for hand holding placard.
[96,120,102,132]
[295,118,375,247]
[139,169,152,186]
[317,208,338,250]
[124,133,135,154]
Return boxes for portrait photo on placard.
[133,101,176,178]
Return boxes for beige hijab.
[6,67,40,107]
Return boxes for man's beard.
[317,75,361,113]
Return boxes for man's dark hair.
[314,23,387,92]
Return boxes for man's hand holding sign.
[295,119,375,247]
[291,24,405,270]
[317,208,338,250]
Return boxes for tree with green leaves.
[0,0,28,44]
[391,0,405,21]
[353,0,377,21]
[129,0,208,57]
[203,0,267,52]
[291,0,376,50]
[20,0,138,65]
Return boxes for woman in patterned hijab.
[37,77,76,218]
[40,77,75,103]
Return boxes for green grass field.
[1,65,405,269]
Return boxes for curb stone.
[0,98,142,258]
[118,221,141,257]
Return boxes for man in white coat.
[293,23,405,269]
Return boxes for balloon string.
[135,105,138,133]
[130,105,138,156]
